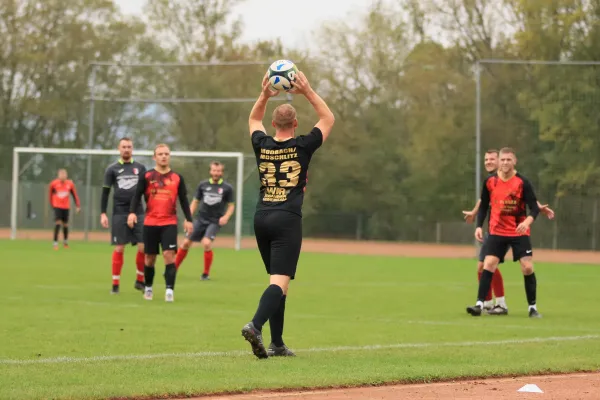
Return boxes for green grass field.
[1,240,600,400]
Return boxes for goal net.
[10,147,256,250]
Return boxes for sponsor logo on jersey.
[218,188,223,194]
[133,168,139,175]
[203,192,223,206]
[116,175,139,190]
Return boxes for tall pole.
[84,66,97,241]
[475,61,482,204]
[234,153,244,251]
[10,149,19,239]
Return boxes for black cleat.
[529,308,542,318]
[134,281,145,292]
[241,322,268,359]
[201,274,210,281]
[111,285,119,295]
[487,305,508,316]
[267,343,296,357]
[466,304,482,316]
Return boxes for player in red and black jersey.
[467,147,542,318]
[48,169,81,249]
[462,149,554,315]
[241,71,334,359]
[129,144,193,303]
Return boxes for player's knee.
[483,258,498,273]
[145,255,157,266]
[62,223,68,227]
[477,261,484,273]
[202,238,212,252]
[55,221,62,226]
[163,250,176,264]
[269,274,291,294]
[114,245,125,253]
[137,243,144,252]
[520,259,534,275]
[181,239,192,250]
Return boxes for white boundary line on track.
[1,335,597,365]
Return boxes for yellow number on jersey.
[259,161,302,187]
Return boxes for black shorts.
[143,225,178,255]
[484,235,533,262]
[54,208,69,223]
[111,214,144,246]
[254,210,302,279]
[187,219,220,242]
[478,233,504,263]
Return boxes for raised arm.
[249,74,280,135]
[290,71,335,141]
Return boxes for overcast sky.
[115,0,372,51]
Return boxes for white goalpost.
[11,147,245,250]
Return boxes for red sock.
[204,250,213,275]
[175,248,188,270]
[112,251,124,286]
[478,270,493,301]
[135,251,145,283]
[492,268,505,297]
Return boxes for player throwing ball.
[128,144,193,302]
[101,137,147,294]
[175,161,235,280]
[241,70,335,358]
[467,147,542,318]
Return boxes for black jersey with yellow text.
[251,127,323,216]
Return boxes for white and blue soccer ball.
[267,60,298,91]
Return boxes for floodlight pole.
[84,65,97,241]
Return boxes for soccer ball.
[267,60,298,91]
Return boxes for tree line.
[2,0,599,245]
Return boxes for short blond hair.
[154,143,170,155]
[499,147,516,157]
[272,104,297,130]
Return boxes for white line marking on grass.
[1,335,597,365]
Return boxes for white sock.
[528,304,537,311]
[166,288,173,294]
[476,300,484,308]
[483,300,494,309]
[496,296,507,308]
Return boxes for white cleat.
[143,287,153,300]
[165,289,174,302]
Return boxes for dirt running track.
[4,229,600,399]
[181,373,600,399]
[2,229,600,264]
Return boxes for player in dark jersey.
[101,137,147,294]
[128,144,193,303]
[462,149,555,316]
[241,71,335,358]
[467,147,542,318]
[175,161,235,280]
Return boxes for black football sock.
[477,269,494,303]
[63,226,69,241]
[144,266,155,288]
[269,295,286,347]
[53,224,60,242]
[251,284,284,331]
[524,272,537,306]
[164,263,176,290]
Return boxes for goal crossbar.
[11,147,245,250]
